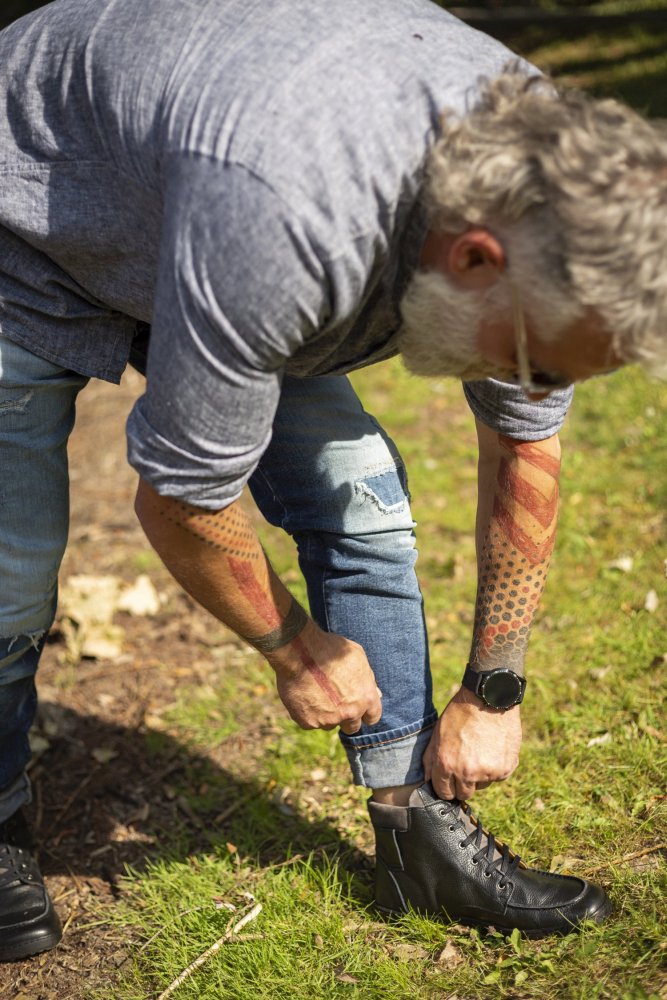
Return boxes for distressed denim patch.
[355,462,409,514]
[0,388,33,414]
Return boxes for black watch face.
[480,670,522,709]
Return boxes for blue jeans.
[0,334,436,822]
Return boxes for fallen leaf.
[333,965,359,984]
[644,590,659,613]
[310,768,327,781]
[59,574,123,624]
[589,664,612,681]
[389,941,429,962]
[607,555,633,572]
[80,631,124,660]
[313,933,324,950]
[434,939,464,969]
[28,734,51,755]
[117,574,161,616]
[91,747,119,764]
[587,732,612,747]
[533,797,546,812]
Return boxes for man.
[0,0,665,963]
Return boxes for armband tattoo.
[243,598,309,654]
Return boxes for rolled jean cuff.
[340,711,438,788]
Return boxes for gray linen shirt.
[0,0,572,507]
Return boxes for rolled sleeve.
[463,378,574,440]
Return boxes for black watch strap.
[462,664,526,710]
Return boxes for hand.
[267,620,383,735]
[423,685,521,800]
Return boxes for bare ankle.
[371,781,422,806]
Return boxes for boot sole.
[0,898,62,962]
[375,895,613,938]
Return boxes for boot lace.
[0,843,35,889]
[0,815,36,889]
[438,800,522,888]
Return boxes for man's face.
[398,269,622,397]
[475,296,623,399]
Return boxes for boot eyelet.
[448,825,456,832]
[438,809,447,816]
[498,882,507,890]
[483,870,492,879]
[471,858,478,865]
[459,841,466,849]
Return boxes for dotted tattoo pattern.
[469,436,560,671]
[158,500,261,560]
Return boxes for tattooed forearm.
[228,554,336,695]
[469,433,560,673]
[148,491,331,689]
[243,597,310,653]
[158,498,262,559]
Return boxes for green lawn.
[102,363,666,1000]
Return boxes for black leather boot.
[0,809,62,961]
[369,782,612,937]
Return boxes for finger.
[362,704,382,727]
[362,689,383,727]
[432,774,456,801]
[454,776,477,802]
[475,780,492,790]
[339,717,363,736]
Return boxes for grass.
[98,363,667,1000]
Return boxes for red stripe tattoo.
[499,436,561,479]
[498,461,559,530]
[493,496,556,565]
[228,557,282,629]
[228,557,341,707]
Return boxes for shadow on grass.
[29,702,373,905]
[508,24,667,116]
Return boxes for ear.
[424,228,506,291]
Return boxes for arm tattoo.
[230,556,339,702]
[469,434,560,673]
[243,597,309,653]
[158,500,261,560]
[157,497,338,702]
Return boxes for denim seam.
[341,712,438,750]
[250,466,290,530]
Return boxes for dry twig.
[583,843,666,875]
[155,902,262,1000]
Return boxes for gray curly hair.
[426,66,667,377]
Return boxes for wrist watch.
[462,664,526,710]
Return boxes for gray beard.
[396,270,511,382]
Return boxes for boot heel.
[374,857,408,915]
